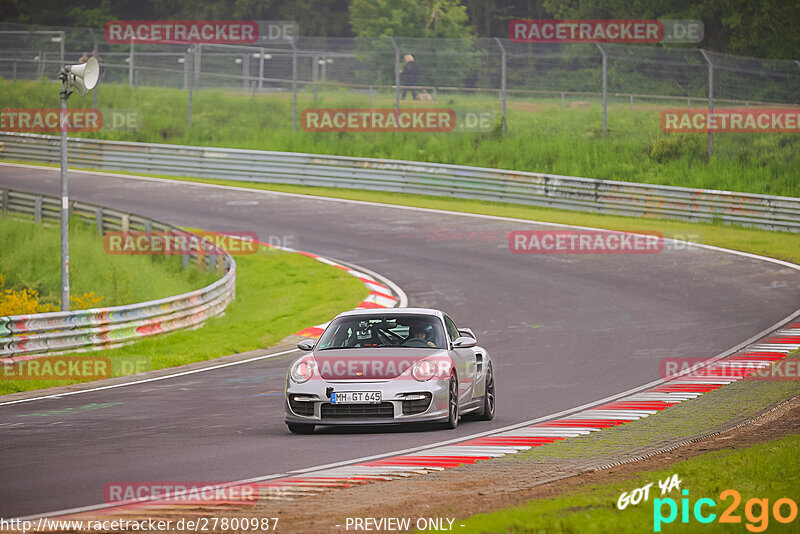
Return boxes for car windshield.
[317,315,446,350]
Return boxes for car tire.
[287,423,315,434]
[475,364,495,421]
[442,375,459,430]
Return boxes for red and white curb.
[291,251,401,339]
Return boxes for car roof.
[335,307,444,320]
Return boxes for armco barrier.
[0,188,236,360]
[1,132,798,231]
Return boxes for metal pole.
[129,40,134,86]
[195,43,202,89]
[187,48,193,126]
[291,39,298,132]
[700,50,714,157]
[596,43,607,136]
[390,37,400,112]
[242,53,249,91]
[59,76,70,311]
[258,48,264,90]
[59,31,65,68]
[495,38,507,135]
[313,54,318,102]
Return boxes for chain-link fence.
[1,22,799,152]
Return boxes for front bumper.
[285,378,450,425]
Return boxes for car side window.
[443,316,459,343]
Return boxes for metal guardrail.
[0,187,237,359]
[1,132,799,232]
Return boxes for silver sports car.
[284,308,496,434]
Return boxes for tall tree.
[349,0,473,38]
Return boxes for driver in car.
[405,324,437,348]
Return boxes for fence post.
[596,43,607,136]
[291,39,298,132]
[187,47,194,127]
[242,53,249,91]
[34,196,42,224]
[129,40,134,87]
[12,61,16,80]
[1,189,7,217]
[258,47,265,90]
[495,38,507,135]
[700,49,714,157]
[390,37,400,112]
[313,54,319,102]
[195,43,202,89]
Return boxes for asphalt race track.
[1,164,799,518]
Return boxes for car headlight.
[411,359,437,381]
[290,357,316,383]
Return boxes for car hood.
[311,348,449,380]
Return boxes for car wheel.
[476,364,495,421]
[442,375,459,430]
[287,423,315,434]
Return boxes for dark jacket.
[400,60,419,86]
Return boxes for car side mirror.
[458,328,476,341]
[297,339,315,351]
[453,336,477,348]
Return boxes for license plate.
[331,391,381,404]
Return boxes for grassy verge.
[444,433,800,533]
[2,79,799,196]
[0,216,216,311]
[0,245,368,395]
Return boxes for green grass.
[0,245,368,395]
[0,216,216,309]
[2,79,799,197]
[438,433,800,533]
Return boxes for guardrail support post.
[700,49,714,158]
[1,189,7,217]
[95,207,103,235]
[34,196,42,224]
[495,38,507,135]
[596,43,607,136]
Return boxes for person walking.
[400,54,419,100]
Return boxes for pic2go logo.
[653,489,799,532]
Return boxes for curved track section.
[1,164,799,518]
